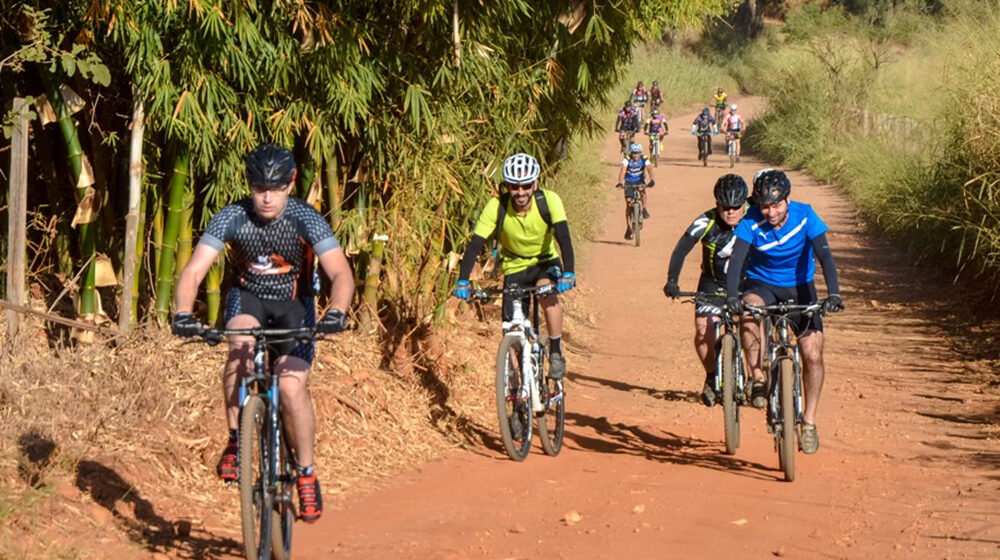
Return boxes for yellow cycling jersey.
[472,189,568,274]
[714,92,727,106]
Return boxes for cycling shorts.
[742,279,823,334]
[224,288,317,363]
[623,182,645,200]
[695,277,726,317]
[502,258,561,322]
[727,130,742,139]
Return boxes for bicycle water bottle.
[530,340,544,413]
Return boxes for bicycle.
[647,131,663,167]
[695,128,713,167]
[619,131,636,158]
[678,291,748,455]
[743,301,827,482]
[714,103,725,124]
[617,182,645,247]
[193,326,323,560]
[726,131,739,168]
[468,284,566,461]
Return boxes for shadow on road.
[570,370,699,403]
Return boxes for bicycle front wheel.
[729,140,736,168]
[632,203,642,247]
[778,359,796,482]
[537,372,565,456]
[271,430,295,560]
[720,334,740,455]
[240,395,277,560]
[496,335,532,461]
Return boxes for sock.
[297,465,314,477]
[227,429,238,443]
[549,335,562,356]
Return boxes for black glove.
[647,180,656,188]
[171,312,203,337]
[663,281,680,299]
[615,182,623,189]
[823,294,844,313]
[725,297,743,317]
[317,309,347,334]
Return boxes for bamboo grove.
[1,0,730,334]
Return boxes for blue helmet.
[702,108,710,116]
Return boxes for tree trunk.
[154,148,190,321]
[120,94,144,331]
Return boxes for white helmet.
[629,142,643,154]
[502,153,540,185]
[730,104,738,111]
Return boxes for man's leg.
[694,314,718,406]
[275,358,315,467]
[798,330,824,454]
[215,314,259,482]
[740,292,768,407]
[537,277,566,379]
[624,199,633,239]
[640,188,650,218]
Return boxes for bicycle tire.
[240,396,277,560]
[720,334,740,455]
[632,202,641,247]
[729,140,736,168]
[537,373,565,456]
[496,335,532,461]
[778,359,796,482]
[271,432,294,560]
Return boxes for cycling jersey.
[725,112,744,132]
[734,200,828,287]
[200,197,339,301]
[650,87,663,103]
[620,156,649,184]
[645,116,667,134]
[472,189,569,275]
[687,208,739,282]
[632,88,648,105]
[714,93,727,106]
[692,114,715,134]
[617,109,639,133]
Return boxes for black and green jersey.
[667,207,739,287]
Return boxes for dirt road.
[296,99,1000,559]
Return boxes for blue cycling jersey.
[734,200,828,287]
[621,156,648,184]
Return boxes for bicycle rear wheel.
[496,335,532,461]
[271,427,295,560]
[632,203,642,247]
[537,373,565,456]
[240,396,278,560]
[728,139,736,168]
[778,359,796,482]
[720,334,740,455]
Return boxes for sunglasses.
[505,183,534,192]
[250,183,291,193]
[720,205,743,212]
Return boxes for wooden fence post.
[120,91,144,331]
[6,98,29,337]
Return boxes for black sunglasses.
[505,182,533,192]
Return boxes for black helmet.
[246,144,296,186]
[752,169,791,205]
[625,99,633,108]
[714,174,748,207]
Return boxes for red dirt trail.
[293,98,1000,559]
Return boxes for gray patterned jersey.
[199,197,339,301]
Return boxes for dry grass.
[0,305,498,558]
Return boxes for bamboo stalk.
[154,148,190,321]
[6,98,29,335]
[120,94,144,331]
[325,153,341,228]
[41,70,99,319]
[174,183,195,281]
[206,255,223,325]
[362,234,388,326]
[133,186,147,324]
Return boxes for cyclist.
[644,108,668,153]
[171,144,355,523]
[724,169,844,454]
[722,104,745,161]
[713,87,728,120]
[453,153,576,380]
[691,108,716,158]
[616,142,656,239]
[616,100,640,155]
[664,174,748,406]
[649,80,663,109]
[631,81,649,117]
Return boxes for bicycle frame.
[502,291,548,413]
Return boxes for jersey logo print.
[689,216,710,237]
[757,218,809,251]
[249,254,292,275]
[717,235,737,259]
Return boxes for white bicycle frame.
[501,297,544,413]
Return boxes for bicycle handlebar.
[468,283,557,302]
[192,326,320,347]
[744,301,825,317]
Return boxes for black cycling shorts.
[502,258,561,322]
[695,276,726,317]
[224,288,317,363]
[742,278,823,334]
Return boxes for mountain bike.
[715,103,725,124]
[194,326,322,560]
[468,284,565,461]
[619,131,636,158]
[726,131,740,168]
[696,129,713,166]
[743,301,827,482]
[678,291,747,455]
[617,182,645,247]
[647,131,662,167]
